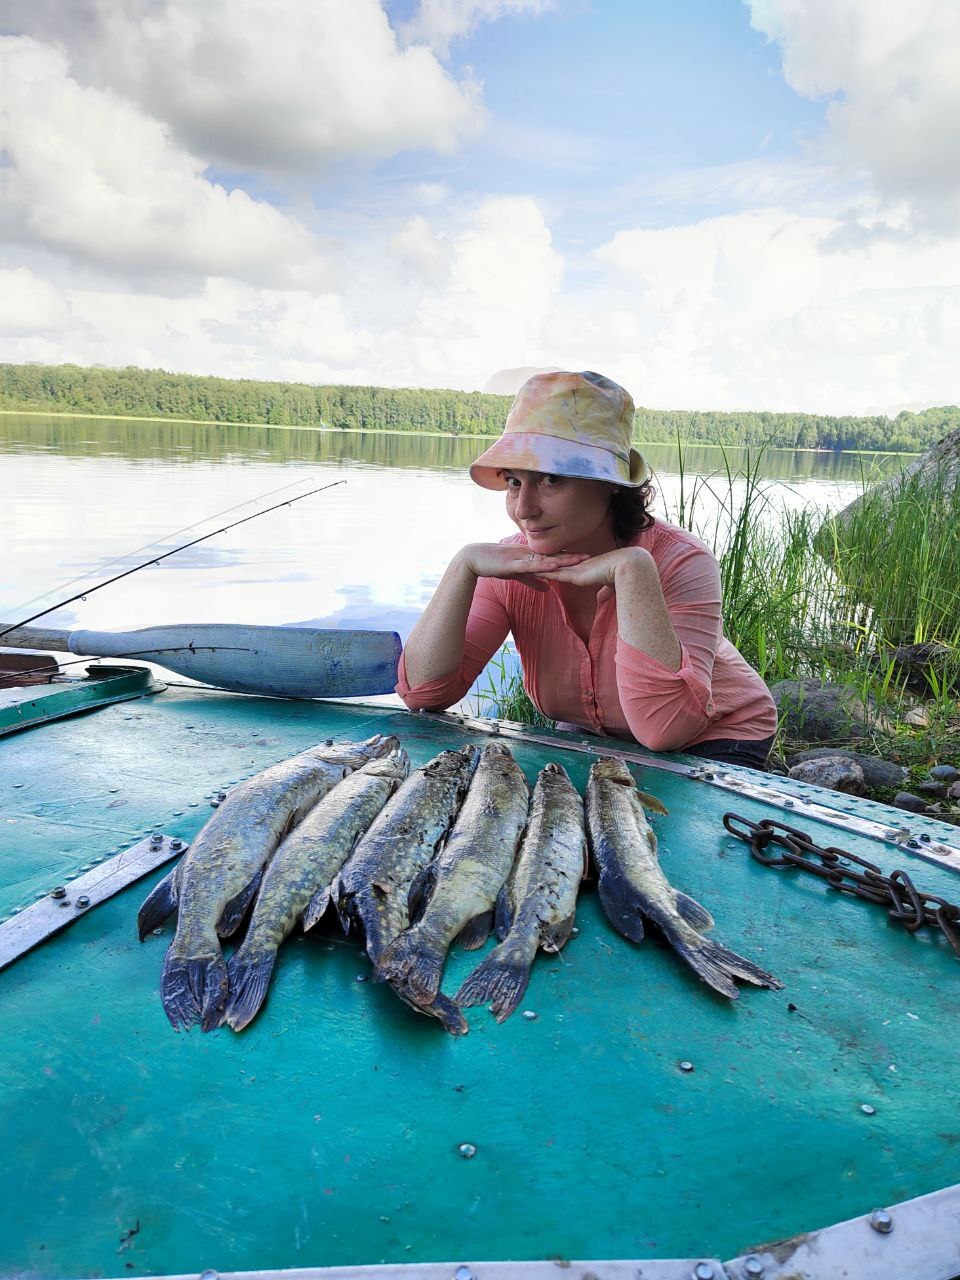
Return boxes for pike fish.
[149,733,398,1030]
[455,761,587,1021]
[585,757,782,998]
[335,744,480,1036]
[223,750,411,1031]
[376,742,529,1010]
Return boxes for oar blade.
[67,624,402,698]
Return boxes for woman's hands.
[458,542,590,591]
[533,545,648,591]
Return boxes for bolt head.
[679,1060,695,1073]
[454,1267,475,1280]
[860,1103,876,1115]
[522,1010,538,1021]
[743,1257,765,1277]
[76,895,90,908]
[199,1271,220,1280]
[51,886,67,899]
[170,838,183,851]
[693,1264,716,1280]
[457,1142,477,1159]
[869,1208,893,1234]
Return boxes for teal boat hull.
[2,680,959,1277]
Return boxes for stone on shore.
[788,756,867,795]
[787,748,907,791]
[769,679,888,742]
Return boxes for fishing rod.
[11,472,321,616]
[0,480,345,642]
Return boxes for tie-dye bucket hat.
[469,370,649,491]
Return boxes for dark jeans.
[684,734,775,772]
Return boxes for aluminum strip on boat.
[0,833,182,971]
[117,1183,960,1280]
[431,711,960,871]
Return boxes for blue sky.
[3,1,959,414]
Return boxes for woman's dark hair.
[611,477,655,544]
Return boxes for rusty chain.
[722,813,960,959]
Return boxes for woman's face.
[501,469,616,554]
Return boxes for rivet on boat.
[679,1060,694,1073]
[170,838,184,851]
[570,926,579,936]
[454,1267,476,1280]
[76,895,90,909]
[869,1207,893,1234]
[199,1270,220,1280]
[457,1142,477,1159]
[783,799,795,808]
[150,833,163,845]
[355,974,368,983]
[743,1257,765,1277]
[210,800,220,808]
[325,739,334,746]
[51,886,67,899]
[173,809,184,816]
[860,1103,876,1115]
[693,1264,716,1280]
[920,833,931,842]
[217,791,227,802]
[907,838,919,849]
[522,1010,538,1021]
[152,927,163,936]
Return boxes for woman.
[397,370,777,770]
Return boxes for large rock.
[788,756,867,795]
[788,747,907,791]
[830,424,960,529]
[769,679,888,743]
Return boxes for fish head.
[423,745,481,779]
[361,748,411,781]
[589,757,634,788]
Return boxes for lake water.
[0,412,907,703]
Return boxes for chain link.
[722,813,960,959]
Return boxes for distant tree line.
[2,363,958,453]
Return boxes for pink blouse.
[396,519,777,752]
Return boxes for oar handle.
[0,623,71,652]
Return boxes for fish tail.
[454,932,538,1022]
[376,928,444,1007]
[301,884,331,933]
[667,929,782,999]
[160,946,228,1032]
[137,869,179,940]
[224,950,278,1031]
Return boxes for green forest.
[2,362,959,453]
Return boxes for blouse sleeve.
[396,576,511,711]
[615,534,723,751]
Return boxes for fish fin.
[635,788,669,816]
[334,877,358,935]
[160,950,228,1032]
[430,992,469,1036]
[224,951,278,1031]
[407,861,437,924]
[494,882,514,941]
[376,930,444,1006]
[137,868,179,940]
[456,909,494,951]
[674,891,714,932]
[541,911,576,953]
[216,869,263,938]
[454,935,537,1021]
[666,930,782,999]
[596,866,646,944]
[301,885,332,933]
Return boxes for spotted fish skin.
[585,757,782,999]
[376,742,529,1009]
[223,751,411,1031]
[156,734,398,1031]
[455,761,586,1021]
[336,745,480,965]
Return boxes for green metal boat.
[2,665,960,1280]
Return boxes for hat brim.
[469,431,649,491]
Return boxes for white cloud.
[590,208,960,411]
[0,269,74,333]
[2,38,332,287]
[401,0,555,56]
[7,0,485,173]
[747,0,960,234]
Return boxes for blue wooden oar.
[0,622,401,699]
